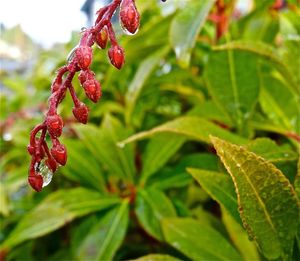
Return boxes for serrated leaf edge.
[210,135,300,258]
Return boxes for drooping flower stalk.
[28,0,142,192]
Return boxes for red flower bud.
[72,103,89,124]
[46,114,64,138]
[108,45,125,70]
[46,157,58,172]
[51,144,67,166]
[78,71,87,85]
[28,173,43,192]
[120,0,140,34]
[95,27,108,49]
[75,46,92,70]
[28,139,45,162]
[83,79,102,103]
[78,69,94,85]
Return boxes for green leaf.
[62,139,106,192]
[295,158,300,250]
[0,183,9,216]
[75,115,136,182]
[125,47,170,124]
[135,188,176,240]
[150,153,218,190]
[247,138,297,163]
[71,216,98,257]
[295,157,300,199]
[260,75,300,133]
[221,207,259,261]
[281,38,300,87]
[2,188,120,250]
[189,100,232,126]
[140,133,186,185]
[211,136,300,259]
[213,41,299,94]
[162,218,242,261]
[205,49,260,132]
[191,207,228,239]
[242,10,279,43]
[187,169,241,225]
[118,116,247,147]
[132,254,180,261]
[76,199,129,261]
[170,0,215,67]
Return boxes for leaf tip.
[209,135,221,146]
[116,141,126,148]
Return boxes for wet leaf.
[125,47,170,124]
[76,199,129,261]
[247,138,297,163]
[75,115,136,182]
[221,207,259,261]
[1,188,120,250]
[170,0,215,67]
[188,168,241,225]
[260,76,300,133]
[140,133,186,185]
[213,41,299,94]
[119,116,247,147]
[162,218,242,261]
[211,136,299,259]
[205,49,260,132]
[135,188,176,240]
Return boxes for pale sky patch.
[0,0,87,47]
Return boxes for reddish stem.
[107,22,118,46]
[286,132,300,143]
[68,84,81,107]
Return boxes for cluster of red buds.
[28,0,141,192]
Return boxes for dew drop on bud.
[67,45,79,63]
[120,23,139,36]
[120,0,140,35]
[36,160,54,187]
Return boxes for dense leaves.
[162,218,242,260]
[1,0,300,260]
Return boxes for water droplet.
[174,47,181,58]
[67,45,78,62]
[162,63,172,74]
[3,132,12,141]
[120,22,139,35]
[35,160,53,187]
